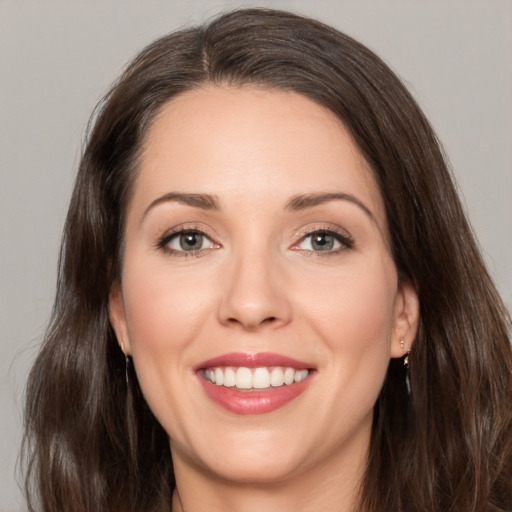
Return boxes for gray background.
[1,1,510,510]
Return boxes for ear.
[108,281,131,355]
[390,280,419,358]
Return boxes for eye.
[159,229,217,254]
[294,229,353,253]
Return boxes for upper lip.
[194,352,313,371]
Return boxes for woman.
[23,8,511,512]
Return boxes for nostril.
[226,315,278,328]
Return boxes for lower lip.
[198,376,312,415]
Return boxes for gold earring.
[404,349,411,395]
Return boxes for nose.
[217,249,291,331]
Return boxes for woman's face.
[110,86,418,486]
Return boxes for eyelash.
[293,226,354,255]
[156,225,218,258]
[155,225,354,257]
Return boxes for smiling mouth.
[202,366,310,390]
[195,352,315,414]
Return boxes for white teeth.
[253,368,270,389]
[214,367,224,386]
[224,367,236,387]
[294,369,309,383]
[270,367,285,387]
[284,367,295,385]
[235,367,253,389]
[203,366,310,389]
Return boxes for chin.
[172,427,309,485]
[203,455,304,485]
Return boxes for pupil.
[312,233,334,251]
[180,233,202,250]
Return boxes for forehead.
[133,86,387,229]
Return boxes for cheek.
[122,254,212,349]
[119,256,214,414]
[299,256,398,402]
[304,258,397,346]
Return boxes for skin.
[109,86,419,512]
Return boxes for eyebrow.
[143,192,220,218]
[142,191,376,225]
[286,192,376,222]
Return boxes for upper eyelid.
[294,223,352,240]
[158,224,219,242]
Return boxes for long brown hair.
[23,8,511,512]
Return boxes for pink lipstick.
[195,352,314,415]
